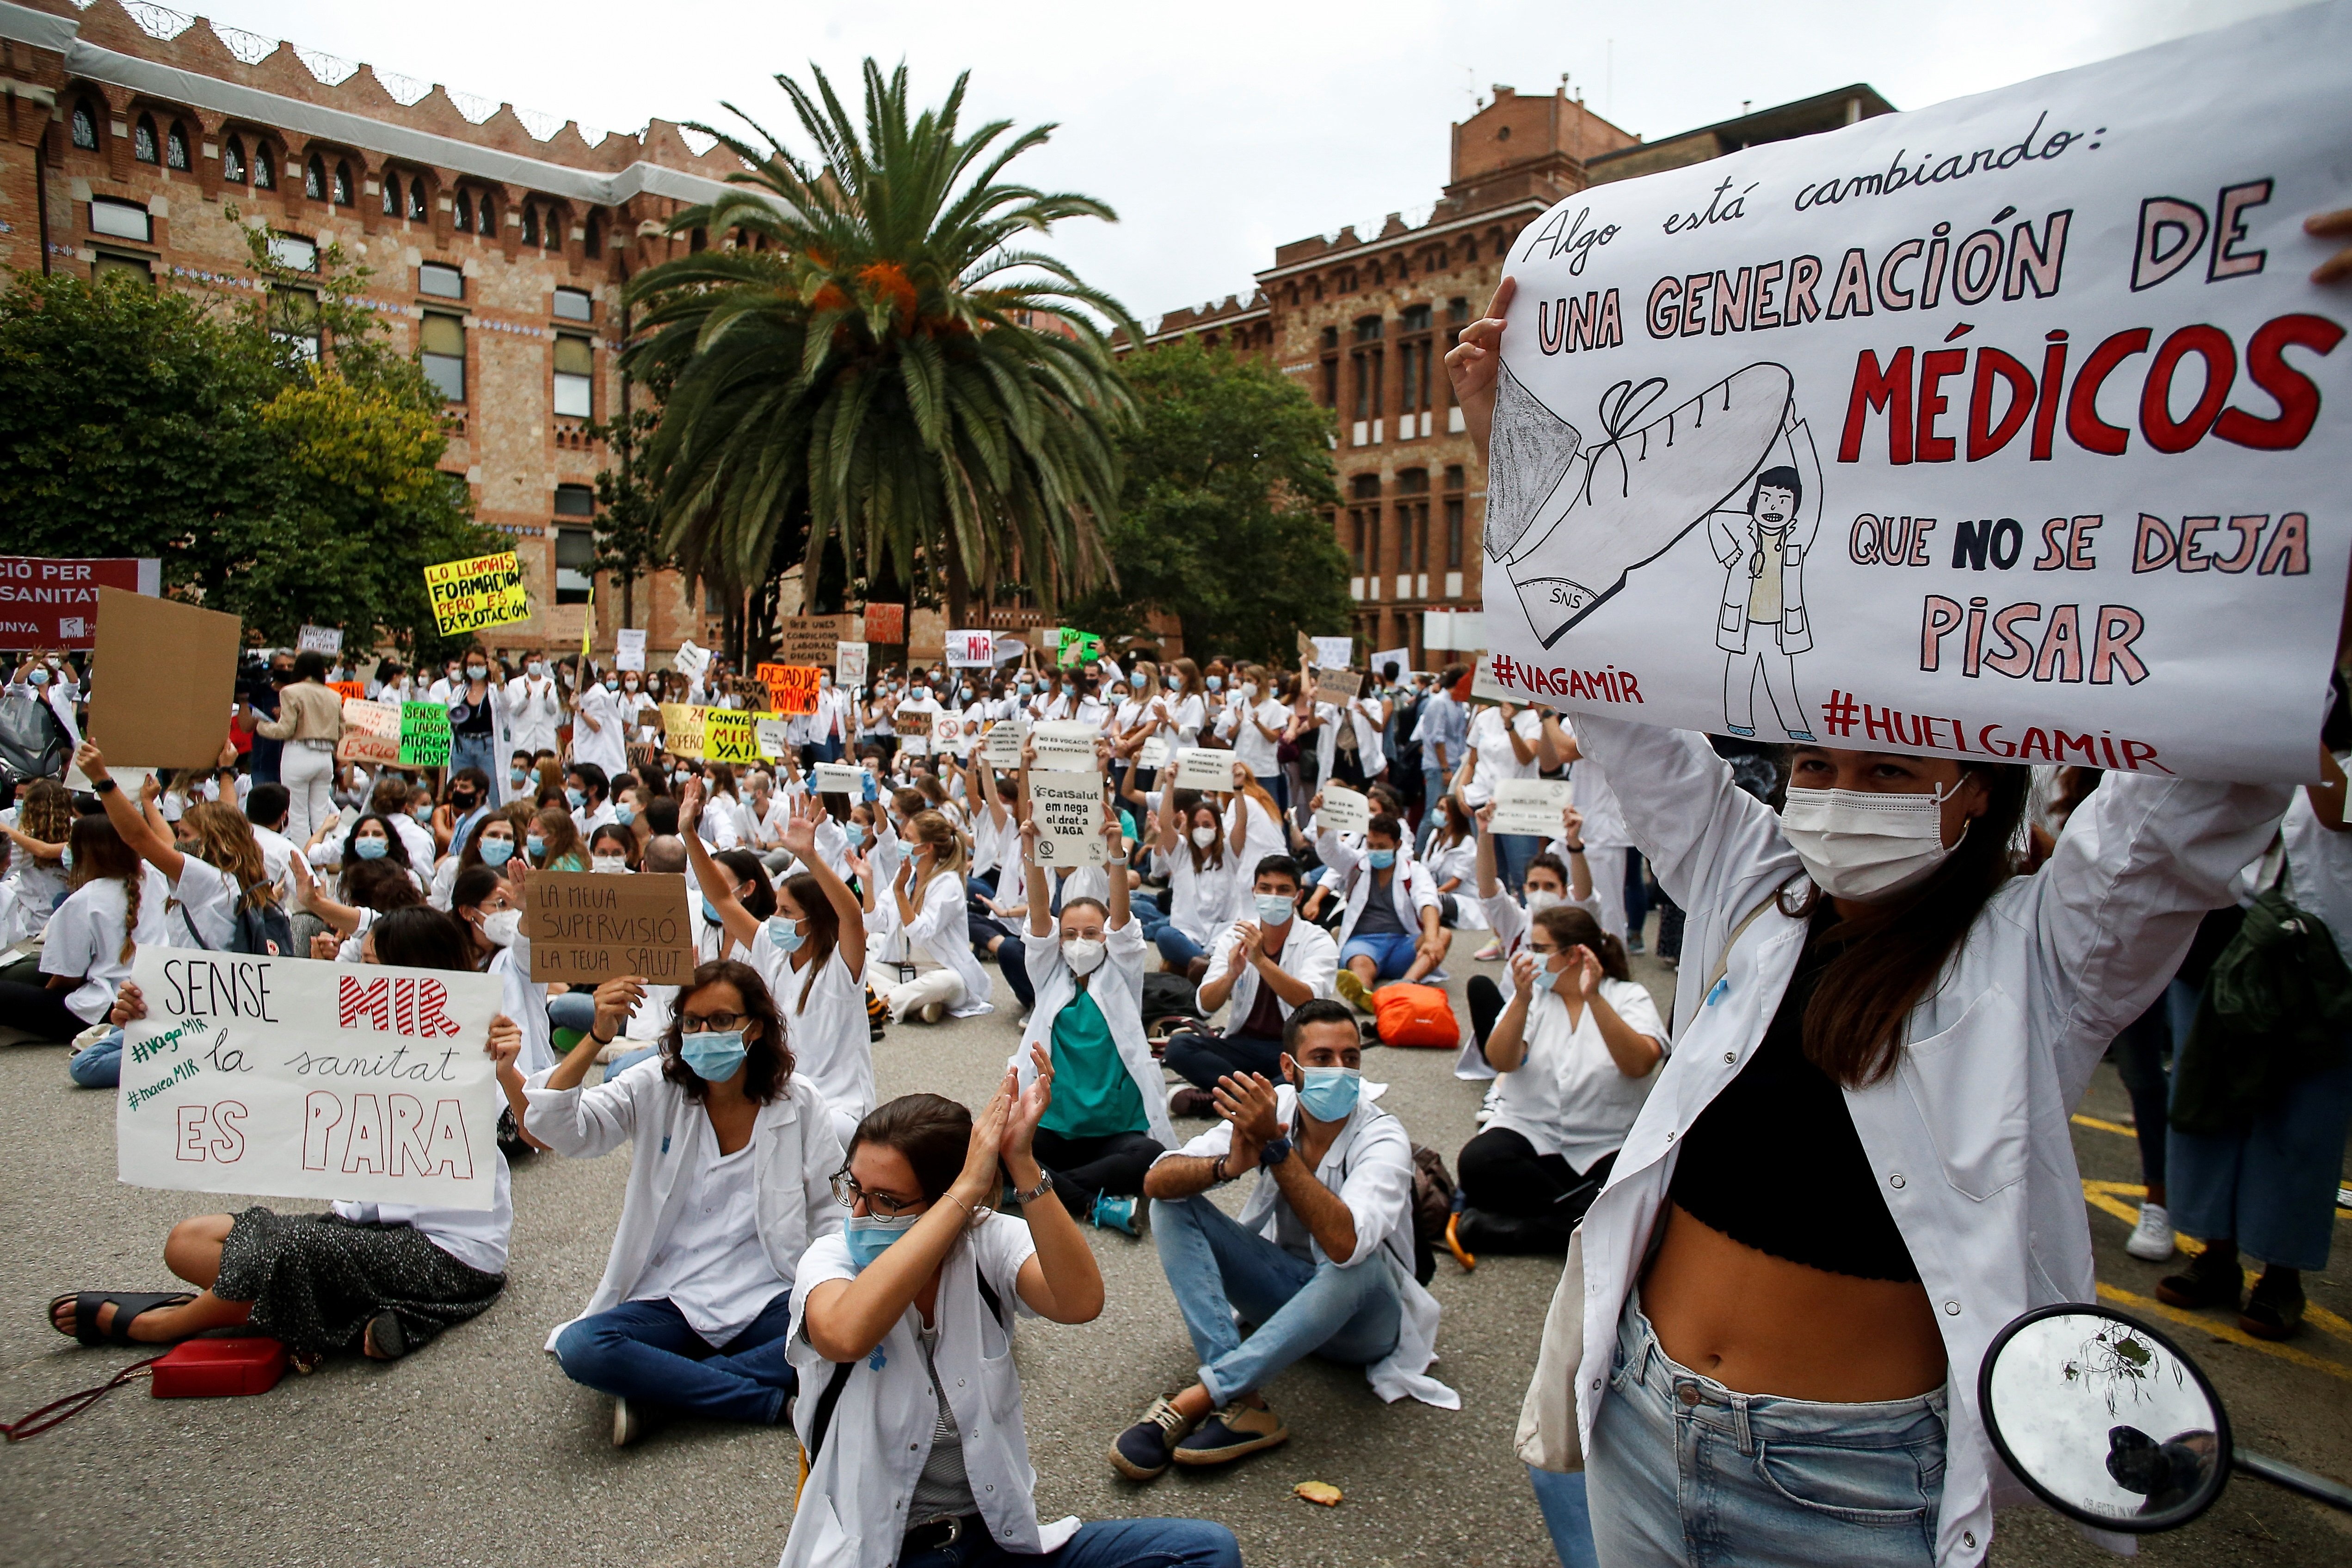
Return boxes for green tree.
[1065,341,1349,665]
[622,60,1141,629]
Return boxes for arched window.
[333,162,352,206]
[476,193,495,235]
[381,177,397,216]
[166,122,189,171]
[544,209,561,250]
[689,226,707,252]
[454,191,473,231]
[520,205,539,246]
[70,100,99,151]
[585,211,602,257]
[407,180,426,221]
[252,143,275,189]
[222,136,246,183]
[134,115,158,164]
[304,155,325,200]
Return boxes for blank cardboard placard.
[528,872,697,984]
[1491,777,1572,836]
[1320,785,1370,836]
[1027,769,1105,866]
[1174,747,1237,793]
[86,585,240,770]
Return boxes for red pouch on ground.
[150,1338,287,1398]
[1372,983,1459,1046]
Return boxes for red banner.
[0,557,159,648]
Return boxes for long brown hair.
[659,960,794,1103]
[531,806,580,867]
[1788,761,2031,1086]
[181,802,275,909]
[68,815,142,963]
[778,871,840,1011]
[18,780,71,844]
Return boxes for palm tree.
[622,61,1139,632]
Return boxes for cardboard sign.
[615,628,646,672]
[116,951,504,1210]
[1173,747,1238,793]
[398,701,451,768]
[1491,777,1573,837]
[947,629,996,667]
[702,708,765,766]
[673,640,710,681]
[1369,646,1412,680]
[981,718,1026,769]
[1138,735,1172,770]
[1314,667,1365,707]
[1470,651,1516,705]
[836,640,869,687]
[757,663,823,715]
[894,705,935,754]
[659,702,707,757]
[1298,631,1353,670]
[1055,627,1104,668]
[327,680,367,703]
[424,552,529,636]
[1032,719,1100,772]
[862,603,905,645]
[527,871,698,985]
[85,585,239,770]
[1027,769,1106,865]
[1480,5,2352,782]
[779,615,859,667]
[0,555,158,647]
[1320,784,1371,836]
[298,624,343,655]
[336,698,401,766]
[814,762,864,797]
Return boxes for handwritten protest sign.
[1298,631,1354,670]
[1320,785,1371,836]
[1314,667,1365,706]
[1033,719,1101,772]
[659,703,706,758]
[424,552,529,636]
[1027,770,1105,865]
[1492,778,1572,837]
[836,640,868,687]
[117,951,504,1210]
[328,680,367,703]
[1468,652,1515,705]
[895,705,935,754]
[1174,747,1237,793]
[702,709,764,766]
[947,629,997,667]
[673,640,710,681]
[863,603,905,645]
[298,624,342,655]
[1478,6,2352,782]
[615,628,646,672]
[755,717,790,760]
[398,702,451,768]
[1056,627,1104,667]
[757,663,823,715]
[336,698,400,766]
[528,871,696,985]
[1138,735,1172,770]
[779,615,858,667]
[982,718,1025,769]
[86,586,240,771]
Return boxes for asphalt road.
[2,933,2346,1568]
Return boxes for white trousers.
[280,743,336,846]
[885,967,966,1021]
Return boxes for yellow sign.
[424,551,530,636]
[659,702,706,758]
[702,708,778,766]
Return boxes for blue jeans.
[1149,1193,1401,1406]
[605,1045,659,1079]
[449,731,498,781]
[554,1291,797,1424]
[1528,1466,1599,1568]
[1494,831,1538,894]
[899,1516,1241,1568]
[69,1029,123,1088]
[547,990,598,1035]
[1155,924,1207,970]
[1589,1299,1946,1568]
[1339,929,1421,979]
[2168,1052,2352,1270]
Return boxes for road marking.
[2095,1282,2352,1385]
[2072,1113,2137,1138]
[2082,1182,2352,1349]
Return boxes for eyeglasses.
[830,1170,923,1217]
[681,1012,747,1034]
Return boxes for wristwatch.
[1258,1135,1293,1169]
[1011,1171,1055,1206]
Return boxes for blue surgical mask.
[603,678,619,692]
[1294,1064,1362,1122]
[1016,681,1034,697]
[30,669,49,687]
[510,767,529,786]
[526,833,546,857]
[702,897,722,924]
[767,917,805,953]
[414,805,434,824]
[353,836,389,860]
[615,804,635,826]
[1367,848,1397,870]
[479,837,515,867]
[565,787,585,809]
[1254,892,1294,925]
[845,822,867,847]
[1164,676,1180,691]
[1546,962,1574,993]
[845,1212,920,1271]
[1206,676,1224,692]
[680,1029,747,1082]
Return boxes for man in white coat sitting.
[1109,1000,1455,1482]
[1161,854,1337,1117]
[1314,806,1449,1012]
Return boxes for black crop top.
[1669,904,1921,1283]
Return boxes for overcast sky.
[191,0,2307,320]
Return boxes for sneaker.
[2240,1270,2304,1340]
[612,1396,643,1449]
[918,1000,947,1025]
[1168,1086,1217,1119]
[1091,1193,1141,1237]
[2155,1244,2242,1311]
[2125,1203,2176,1262]
[1625,933,1646,956]
[1173,1400,1290,1467]
[1109,1396,1198,1481]
[1334,970,1372,1014]
[1473,939,1503,962]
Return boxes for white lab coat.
[523,1065,843,1351]
[1317,827,1441,947]
[1566,714,2286,1568]
[1197,914,1338,1025]
[897,866,993,1018]
[505,673,564,759]
[1010,916,1176,1151]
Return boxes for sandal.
[50,1290,195,1347]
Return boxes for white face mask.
[591,853,629,873]
[1780,784,1962,900]
[1061,936,1107,976]
[480,908,522,947]
[1525,888,1564,915]
[1190,825,1218,849]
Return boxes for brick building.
[0,0,745,658]
[1136,82,1891,667]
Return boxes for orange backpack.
[1371,982,1460,1047]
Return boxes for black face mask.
[451,790,477,808]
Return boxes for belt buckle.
[910,1514,964,1550]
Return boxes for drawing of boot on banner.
[1708,427,1823,741]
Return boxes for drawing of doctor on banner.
[1709,444,1820,742]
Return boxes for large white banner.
[1480,3,2350,782]
[117,953,505,1211]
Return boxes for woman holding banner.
[248,650,343,844]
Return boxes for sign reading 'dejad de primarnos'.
[1480,3,2351,782]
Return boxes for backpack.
[0,695,69,784]
[1409,1144,1458,1285]
[179,885,294,957]
[1372,982,1460,1047]
[2171,845,2352,1136]
[1142,969,1205,1037]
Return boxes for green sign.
[1056,627,1103,668]
[398,701,452,768]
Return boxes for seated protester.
[0,810,164,1044]
[529,806,589,874]
[1457,804,1601,1058]
[241,781,299,906]
[786,1077,1242,1568]
[78,745,286,956]
[431,811,523,909]
[297,854,425,962]
[589,823,639,873]
[1163,856,1339,1117]
[53,908,525,1368]
[318,811,423,899]
[1009,812,1178,1236]
[0,777,73,944]
[1422,793,1480,926]
[689,790,875,1148]
[437,768,496,862]
[443,862,554,1095]
[881,808,994,1024]
[1149,787,1248,982]
[528,960,843,1447]
[375,777,438,868]
[688,840,772,966]
[1111,1000,1455,1481]
[1453,904,1665,1254]
[1314,806,1450,1012]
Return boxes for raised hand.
[677,777,703,831]
[590,975,647,1043]
[1006,1044,1053,1161]
[780,797,820,861]
[1570,944,1604,1001]
[1509,948,1539,997]
[1443,276,1515,448]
